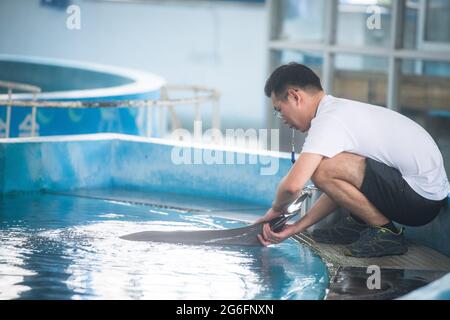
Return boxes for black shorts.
[360,158,447,226]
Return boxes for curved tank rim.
[0,54,166,100]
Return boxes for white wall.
[0,0,268,130]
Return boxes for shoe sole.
[344,247,408,258]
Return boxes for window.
[336,0,393,47]
[278,0,326,42]
[403,0,419,49]
[425,0,450,44]
[400,59,450,112]
[333,54,388,105]
[404,0,450,50]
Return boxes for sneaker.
[311,215,369,245]
[344,227,408,258]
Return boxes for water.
[0,192,329,300]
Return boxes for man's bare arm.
[271,152,323,211]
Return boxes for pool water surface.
[0,192,328,300]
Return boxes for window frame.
[418,0,450,52]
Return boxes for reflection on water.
[0,235,36,299]
[0,192,328,300]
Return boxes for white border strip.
[0,132,291,159]
[0,54,166,100]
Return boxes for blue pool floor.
[0,190,329,300]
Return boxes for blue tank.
[0,54,165,138]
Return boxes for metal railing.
[0,81,220,138]
[0,80,41,137]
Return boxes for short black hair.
[264,62,323,98]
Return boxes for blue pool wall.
[0,137,113,192]
[0,134,292,207]
[0,55,165,138]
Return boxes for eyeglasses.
[273,109,283,119]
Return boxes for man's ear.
[288,88,301,103]
[287,88,298,101]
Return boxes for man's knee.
[311,158,335,189]
[311,152,365,189]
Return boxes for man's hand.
[257,223,298,246]
[254,207,283,225]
